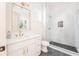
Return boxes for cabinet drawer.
[0,51,6,56]
[8,48,23,56]
[27,43,41,56]
[8,41,27,51]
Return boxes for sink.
[7,31,41,45]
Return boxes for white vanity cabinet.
[7,34,42,56]
[27,39,41,56]
[6,3,42,56]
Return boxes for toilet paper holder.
[0,46,5,52]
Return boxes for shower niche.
[58,21,63,28]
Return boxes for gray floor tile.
[40,47,70,56]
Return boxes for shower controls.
[48,27,51,30]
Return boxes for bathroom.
[0,2,79,56]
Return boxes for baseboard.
[50,41,78,53]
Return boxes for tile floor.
[40,47,70,56]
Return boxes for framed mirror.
[11,3,31,36]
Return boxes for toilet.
[76,48,79,53]
[41,41,50,53]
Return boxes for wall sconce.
[21,2,30,7]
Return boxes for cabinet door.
[8,48,23,56]
[22,46,28,56]
[27,40,41,56]
[34,40,41,56]
[27,44,36,56]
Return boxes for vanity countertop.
[7,32,41,45]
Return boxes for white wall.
[46,3,79,47]
[74,3,79,48]
[6,3,13,35]
[0,3,6,46]
[22,2,79,47]
[29,2,44,37]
